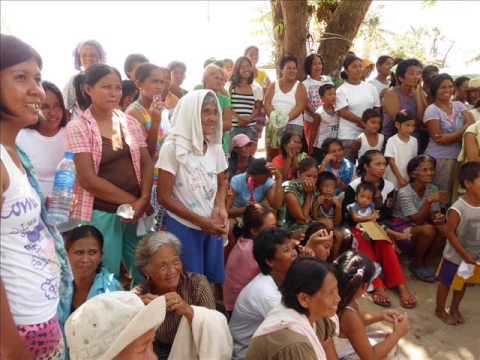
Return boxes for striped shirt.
[231,89,257,128]
[132,272,215,346]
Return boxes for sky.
[1,0,478,90]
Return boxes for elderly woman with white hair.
[156,90,229,284]
[132,231,216,358]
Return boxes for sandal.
[398,289,417,309]
[409,264,436,283]
[372,290,391,308]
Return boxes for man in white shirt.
[229,229,297,360]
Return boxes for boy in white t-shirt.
[310,84,339,160]
[384,110,418,188]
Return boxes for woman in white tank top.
[264,54,307,159]
[1,34,71,359]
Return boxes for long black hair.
[356,149,384,177]
[230,56,254,93]
[233,203,274,239]
[82,64,121,108]
[334,251,376,312]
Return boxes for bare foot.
[451,309,465,324]
[435,308,457,326]
[390,230,411,241]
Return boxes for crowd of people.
[1,33,479,360]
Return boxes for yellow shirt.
[255,69,270,88]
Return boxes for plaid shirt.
[66,108,147,221]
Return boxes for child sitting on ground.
[353,108,385,160]
[302,222,334,261]
[347,181,411,243]
[436,161,480,326]
[313,171,345,257]
[384,110,418,189]
[335,251,410,360]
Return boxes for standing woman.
[302,54,333,148]
[66,64,154,285]
[63,40,106,117]
[336,56,380,161]
[126,63,171,158]
[423,73,474,199]
[369,55,394,98]
[264,55,307,160]
[343,150,416,309]
[244,45,270,90]
[1,34,72,360]
[229,56,263,142]
[17,81,68,197]
[156,90,229,285]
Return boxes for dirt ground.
[359,272,480,360]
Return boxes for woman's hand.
[303,177,316,194]
[266,163,282,181]
[149,96,165,122]
[321,153,335,167]
[432,211,446,225]
[393,313,410,337]
[139,293,159,305]
[211,206,229,232]
[124,197,150,223]
[462,252,478,266]
[381,309,403,324]
[165,292,194,322]
[199,216,227,236]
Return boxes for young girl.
[335,251,410,360]
[223,204,277,313]
[303,222,334,261]
[353,108,385,160]
[436,161,480,325]
[384,110,418,189]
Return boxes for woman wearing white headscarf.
[156,90,229,284]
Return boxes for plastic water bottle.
[48,152,76,225]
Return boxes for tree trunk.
[270,0,285,70]
[318,0,373,76]
[280,0,308,79]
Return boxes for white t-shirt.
[384,134,418,188]
[0,145,60,325]
[314,106,339,148]
[16,128,67,197]
[369,78,389,97]
[303,75,333,123]
[336,82,380,140]
[156,141,228,229]
[230,273,281,360]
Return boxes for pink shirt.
[66,108,146,221]
[223,237,260,311]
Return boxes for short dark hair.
[303,54,324,77]
[303,222,328,246]
[356,181,376,196]
[124,53,149,77]
[422,65,440,81]
[430,73,453,99]
[279,54,297,71]
[297,158,316,174]
[168,60,186,73]
[72,40,106,70]
[65,225,104,253]
[281,257,333,316]
[406,155,436,182]
[134,63,169,84]
[318,171,337,188]
[121,80,138,100]
[320,138,343,161]
[394,109,414,124]
[362,108,381,123]
[334,251,376,312]
[247,158,270,177]
[319,83,335,97]
[236,203,274,239]
[459,161,480,188]
[253,228,291,275]
[244,45,259,57]
[340,55,362,80]
[376,55,393,66]
[395,58,423,83]
[454,76,470,89]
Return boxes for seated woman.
[318,138,356,195]
[228,133,255,178]
[393,155,447,282]
[271,131,308,180]
[283,158,319,229]
[334,251,410,360]
[343,150,416,309]
[61,225,122,324]
[133,231,216,359]
[223,204,277,313]
[247,257,340,360]
[303,222,334,262]
[228,158,284,218]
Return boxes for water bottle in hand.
[48,152,76,225]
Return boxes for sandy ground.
[358,271,480,360]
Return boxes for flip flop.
[397,288,417,309]
[409,264,436,283]
[372,291,391,308]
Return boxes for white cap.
[65,291,166,360]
